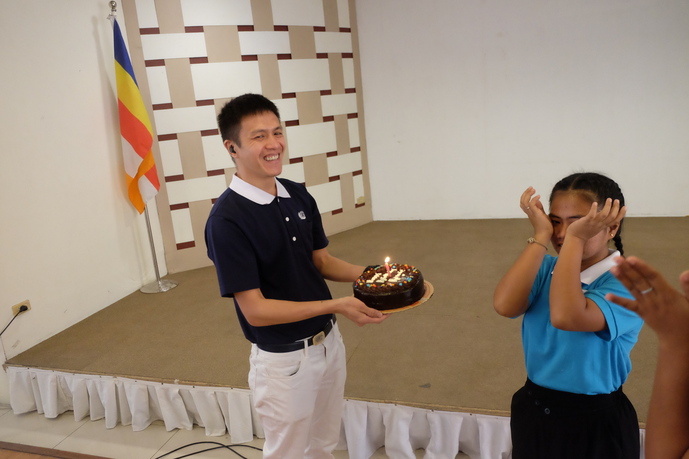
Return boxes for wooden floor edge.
[0,441,111,459]
[2,364,246,390]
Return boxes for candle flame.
[385,257,390,263]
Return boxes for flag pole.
[140,205,178,293]
[107,1,117,20]
[108,1,177,294]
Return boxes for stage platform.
[7,218,688,458]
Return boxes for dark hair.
[217,94,281,145]
[549,172,626,255]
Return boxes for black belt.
[257,316,336,353]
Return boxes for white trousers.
[249,322,347,459]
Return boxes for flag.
[112,18,160,213]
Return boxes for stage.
[7,218,688,458]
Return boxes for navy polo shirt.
[205,175,333,345]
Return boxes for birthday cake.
[353,263,425,310]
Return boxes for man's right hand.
[337,296,388,326]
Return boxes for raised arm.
[494,187,553,318]
[607,257,689,459]
[549,198,624,331]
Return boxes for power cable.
[0,305,28,337]
[154,441,263,459]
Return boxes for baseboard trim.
[0,441,110,459]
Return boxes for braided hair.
[549,172,626,255]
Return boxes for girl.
[494,172,644,459]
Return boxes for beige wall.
[357,1,689,219]
[0,0,167,404]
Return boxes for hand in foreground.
[607,256,689,346]
[338,296,388,326]
[520,187,553,241]
[567,198,626,242]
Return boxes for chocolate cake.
[353,263,425,310]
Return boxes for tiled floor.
[0,405,436,459]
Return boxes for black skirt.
[510,379,640,459]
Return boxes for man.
[205,93,386,458]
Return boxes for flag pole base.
[140,278,178,294]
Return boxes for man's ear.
[224,140,236,155]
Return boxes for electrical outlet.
[11,300,31,316]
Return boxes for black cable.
[0,306,27,337]
[154,441,263,459]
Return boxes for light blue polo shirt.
[521,251,644,395]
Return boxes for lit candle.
[384,257,391,275]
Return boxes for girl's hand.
[520,187,553,241]
[567,198,626,242]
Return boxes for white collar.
[580,250,620,285]
[228,173,290,205]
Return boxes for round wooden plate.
[380,281,434,314]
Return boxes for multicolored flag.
[112,18,160,213]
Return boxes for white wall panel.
[153,106,217,135]
[354,174,365,204]
[180,0,253,26]
[191,62,262,101]
[158,139,184,176]
[328,152,362,176]
[202,136,233,171]
[141,33,207,60]
[278,59,331,93]
[166,175,228,205]
[348,118,360,149]
[337,0,350,28]
[308,181,343,213]
[342,59,355,88]
[322,93,358,117]
[274,98,299,122]
[272,0,325,26]
[134,0,159,28]
[279,163,306,184]
[239,31,291,55]
[315,32,353,53]
[286,122,337,158]
[171,208,194,243]
[146,66,171,105]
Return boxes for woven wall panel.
[121,0,372,272]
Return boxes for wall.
[0,1,166,403]
[119,0,373,273]
[356,0,689,219]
